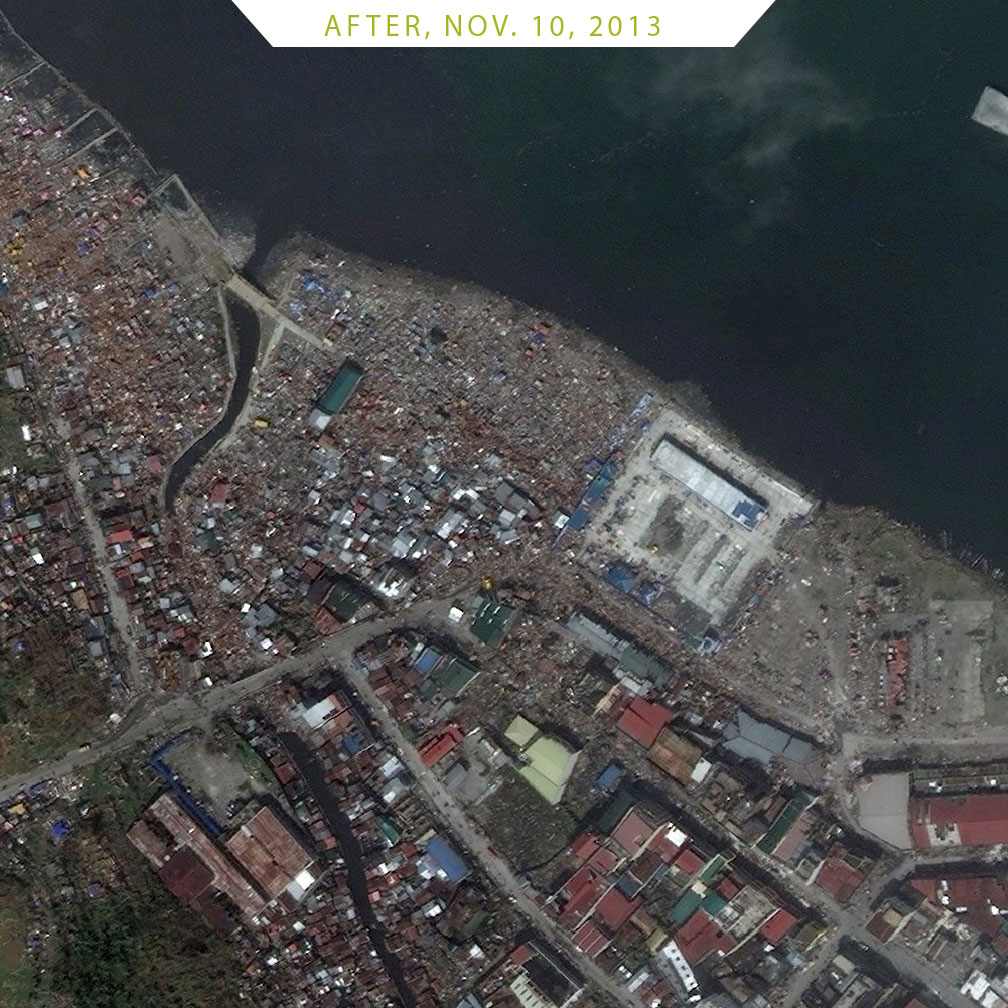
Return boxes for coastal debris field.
[6,11,1008,1008]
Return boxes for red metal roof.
[418,724,463,767]
[509,944,533,966]
[586,846,620,875]
[593,886,641,932]
[814,855,865,902]
[911,794,1008,848]
[558,873,609,927]
[718,877,741,901]
[676,909,737,964]
[759,907,797,944]
[883,635,909,711]
[158,846,213,904]
[647,825,686,863]
[611,808,656,859]
[572,919,610,958]
[674,847,703,876]
[616,697,674,748]
[569,832,599,865]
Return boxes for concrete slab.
[583,404,815,630]
[856,772,912,850]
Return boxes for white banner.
[230,0,777,46]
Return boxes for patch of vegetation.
[51,884,244,1008]
[0,393,28,472]
[476,773,576,874]
[0,624,109,775]
[232,735,280,794]
[0,879,51,1008]
[0,775,248,1008]
[77,761,158,832]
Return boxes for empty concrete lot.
[584,405,815,629]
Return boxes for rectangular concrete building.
[651,437,766,531]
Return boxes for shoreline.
[2,3,1006,661]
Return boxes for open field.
[0,630,109,776]
[475,773,576,875]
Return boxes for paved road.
[0,595,462,804]
[761,846,973,1008]
[339,655,641,1008]
[53,415,144,692]
[0,594,981,1008]
[226,274,329,351]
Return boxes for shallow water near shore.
[6,0,1008,565]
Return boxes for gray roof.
[723,710,823,787]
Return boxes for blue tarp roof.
[344,729,369,756]
[414,647,441,675]
[606,563,637,594]
[595,763,624,792]
[732,499,766,531]
[426,834,470,883]
[636,581,663,607]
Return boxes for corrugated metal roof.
[318,361,362,414]
[651,437,766,530]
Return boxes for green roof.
[377,817,401,845]
[325,582,366,621]
[671,889,703,925]
[318,362,363,415]
[698,853,729,885]
[471,599,516,647]
[519,765,566,805]
[757,792,814,855]
[505,715,579,805]
[505,715,538,749]
[525,735,577,784]
[433,656,480,698]
[700,890,727,916]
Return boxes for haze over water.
[7,1,1008,565]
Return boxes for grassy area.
[50,884,245,1008]
[476,773,576,874]
[0,765,249,1008]
[0,882,51,1008]
[77,761,159,831]
[0,393,28,472]
[0,628,109,776]
[232,736,278,789]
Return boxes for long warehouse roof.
[651,438,766,531]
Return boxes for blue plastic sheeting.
[731,498,766,531]
[413,647,441,676]
[635,581,663,607]
[426,834,470,883]
[51,820,69,839]
[149,735,223,838]
[343,729,369,756]
[566,507,590,531]
[605,563,637,594]
[583,476,609,504]
[595,762,624,793]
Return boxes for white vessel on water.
[972,86,1008,136]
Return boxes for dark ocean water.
[7,1,1008,564]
